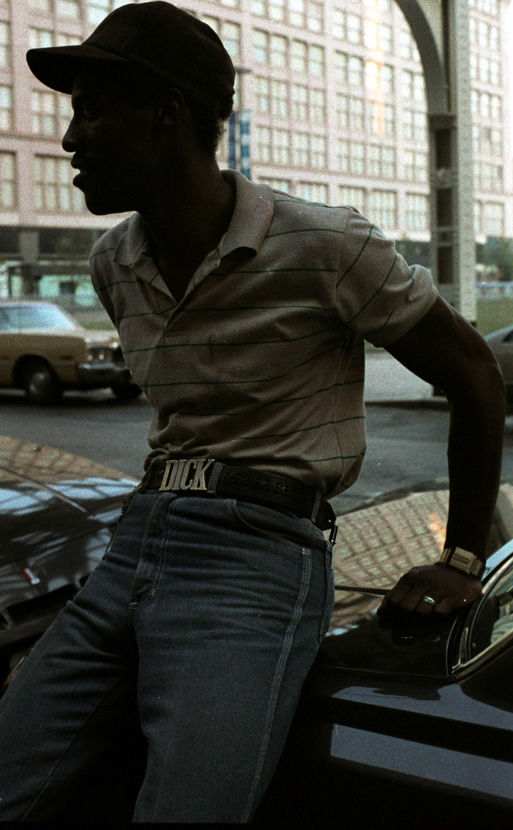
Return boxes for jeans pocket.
[231,499,320,550]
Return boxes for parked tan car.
[0,300,141,404]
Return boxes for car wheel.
[22,360,63,404]
[111,383,142,401]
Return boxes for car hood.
[84,330,120,347]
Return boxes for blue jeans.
[0,490,334,823]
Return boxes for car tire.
[22,359,63,404]
[111,383,142,401]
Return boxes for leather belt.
[140,457,336,531]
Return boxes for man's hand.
[377,564,483,618]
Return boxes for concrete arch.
[394,0,448,115]
[393,0,476,319]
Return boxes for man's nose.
[62,118,77,153]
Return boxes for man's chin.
[83,191,132,216]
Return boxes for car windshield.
[0,304,78,331]
[466,557,513,660]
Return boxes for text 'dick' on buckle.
[159,458,215,492]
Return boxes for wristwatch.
[439,545,486,579]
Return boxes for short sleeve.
[335,209,438,346]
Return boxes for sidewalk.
[364,349,447,408]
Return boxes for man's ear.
[154,88,185,128]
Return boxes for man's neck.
[140,163,235,277]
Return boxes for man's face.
[62,71,156,215]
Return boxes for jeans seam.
[128,494,174,611]
[242,547,312,822]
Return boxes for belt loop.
[207,461,224,494]
[310,490,322,523]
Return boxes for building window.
[29,0,51,10]
[292,132,309,167]
[56,0,80,18]
[0,152,16,209]
[402,108,427,143]
[270,34,287,68]
[29,27,53,49]
[202,17,240,60]
[369,100,395,138]
[258,176,291,192]
[291,40,307,74]
[310,88,326,123]
[292,84,308,121]
[254,76,270,113]
[346,12,362,44]
[483,202,504,236]
[339,186,366,213]
[370,190,397,230]
[271,80,288,118]
[364,19,392,52]
[296,181,328,202]
[335,52,363,87]
[254,125,271,163]
[337,139,365,175]
[252,30,268,64]
[474,201,482,237]
[337,94,364,132]
[32,90,58,135]
[333,8,347,40]
[406,193,429,231]
[402,70,425,103]
[368,144,396,178]
[403,150,428,183]
[399,27,420,63]
[34,156,84,213]
[87,0,110,24]
[56,32,80,47]
[364,0,393,13]
[0,22,11,68]
[272,128,290,165]
[310,135,327,169]
[473,124,502,159]
[0,86,12,132]
[365,61,394,96]
[479,162,503,193]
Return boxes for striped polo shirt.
[90,170,437,498]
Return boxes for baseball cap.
[26,1,235,114]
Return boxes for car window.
[0,309,13,331]
[1,305,77,331]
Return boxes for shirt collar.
[112,170,275,270]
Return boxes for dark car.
[0,434,135,681]
[3,443,513,826]
[255,483,513,829]
[485,325,513,403]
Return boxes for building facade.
[0,0,511,301]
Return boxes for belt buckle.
[158,457,216,492]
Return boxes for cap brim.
[27,44,129,93]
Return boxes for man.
[0,1,504,822]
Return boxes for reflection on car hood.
[0,436,135,639]
[321,482,513,676]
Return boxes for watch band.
[439,545,485,579]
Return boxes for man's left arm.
[378,295,506,617]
